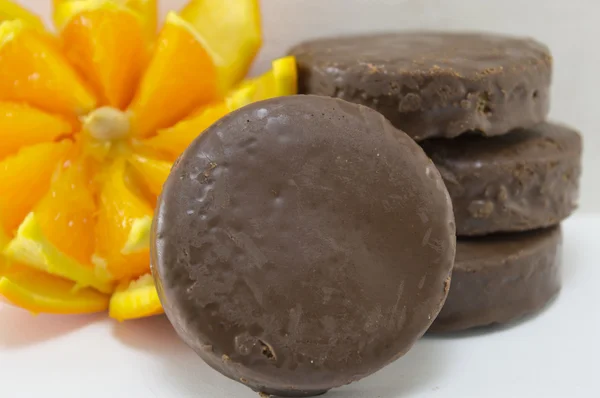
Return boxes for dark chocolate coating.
[152,95,456,396]
[422,123,582,236]
[290,32,552,141]
[430,227,562,333]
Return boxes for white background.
[21,0,600,212]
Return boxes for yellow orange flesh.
[34,154,96,266]
[53,0,157,43]
[0,20,97,116]
[128,12,217,137]
[0,262,109,314]
[145,102,229,160]
[128,154,172,196]
[119,0,157,42]
[94,158,153,280]
[0,140,71,233]
[0,101,73,160]
[60,4,147,109]
[109,273,163,321]
[180,0,262,92]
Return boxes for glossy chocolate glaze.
[430,227,562,333]
[422,123,582,236]
[290,32,552,140]
[152,95,455,396]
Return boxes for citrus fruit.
[0,0,297,320]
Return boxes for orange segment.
[128,11,218,138]
[58,0,147,109]
[0,101,73,160]
[53,0,157,43]
[109,273,163,321]
[180,0,261,92]
[0,0,46,32]
[144,102,229,160]
[119,0,156,42]
[94,158,153,280]
[0,262,109,314]
[35,156,96,266]
[128,154,171,196]
[227,55,298,110]
[0,19,97,116]
[0,140,71,234]
[3,212,114,293]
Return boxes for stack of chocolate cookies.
[290,32,583,332]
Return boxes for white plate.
[1,215,599,398]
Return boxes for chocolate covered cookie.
[290,32,552,140]
[430,227,561,333]
[152,95,456,397]
[422,123,582,236]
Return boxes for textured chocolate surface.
[290,32,552,140]
[152,95,455,396]
[422,123,582,236]
[430,227,562,333]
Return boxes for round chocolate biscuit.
[422,122,582,236]
[152,95,456,396]
[290,32,552,140]
[430,227,562,333]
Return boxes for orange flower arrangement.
[0,0,297,321]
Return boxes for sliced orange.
[3,212,114,293]
[144,101,229,160]
[0,101,73,160]
[53,0,157,43]
[180,0,261,93]
[228,55,298,109]
[58,0,147,109]
[0,140,72,233]
[0,19,97,116]
[119,0,157,42]
[128,11,218,138]
[0,262,109,314]
[109,273,163,321]
[0,0,299,320]
[0,0,46,32]
[128,154,172,196]
[35,155,96,267]
[94,158,153,280]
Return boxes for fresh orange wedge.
[228,55,298,109]
[0,101,73,160]
[35,153,97,267]
[0,0,297,319]
[0,262,109,314]
[0,19,97,116]
[128,11,218,137]
[128,154,172,196]
[0,140,72,233]
[53,0,157,43]
[3,212,114,293]
[94,158,153,281]
[180,0,262,92]
[58,0,147,109]
[144,102,229,160]
[109,273,163,321]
